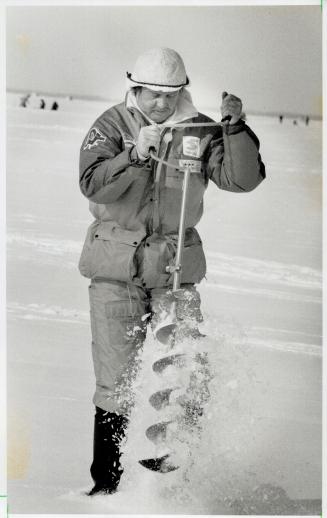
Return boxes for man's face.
[136,87,180,123]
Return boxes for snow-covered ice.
[6,94,322,514]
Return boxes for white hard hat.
[126,47,189,92]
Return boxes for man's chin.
[151,112,170,123]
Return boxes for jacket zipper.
[148,126,171,235]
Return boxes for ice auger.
[138,117,231,473]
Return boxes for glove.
[220,91,242,124]
[136,126,161,160]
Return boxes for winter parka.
[79,95,265,289]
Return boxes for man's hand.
[136,126,161,160]
[220,91,242,125]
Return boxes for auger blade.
[145,420,172,443]
[139,454,179,473]
[149,388,176,410]
[153,353,186,374]
[154,321,177,345]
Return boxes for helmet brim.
[126,72,189,92]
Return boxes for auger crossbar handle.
[158,122,223,128]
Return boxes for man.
[79,47,265,495]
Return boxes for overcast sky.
[6,4,322,116]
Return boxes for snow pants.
[88,279,202,414]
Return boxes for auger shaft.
[153,163,192,345]
[172,163,191,292]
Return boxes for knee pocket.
[105,299,147,345]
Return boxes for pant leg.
[88,279,150,414]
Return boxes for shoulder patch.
[83,127,107,150]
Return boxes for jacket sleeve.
[205,121,266,192]
[79,116,143,204]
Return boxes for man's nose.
[156,97,168,109]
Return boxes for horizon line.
[6,88,322,121]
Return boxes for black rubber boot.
[88,407,128,496]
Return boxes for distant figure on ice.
[279,115,284,123]
[40,99,46,110]
[19,93,30,108]
[51,101,59,111]
[293,119,298,126]
[78,47,266,496]
[305,115,310,126]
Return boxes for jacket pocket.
[79,221,145,282]
[138,228,206,289]
[137,233,174,289]
[181,227,206,285]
